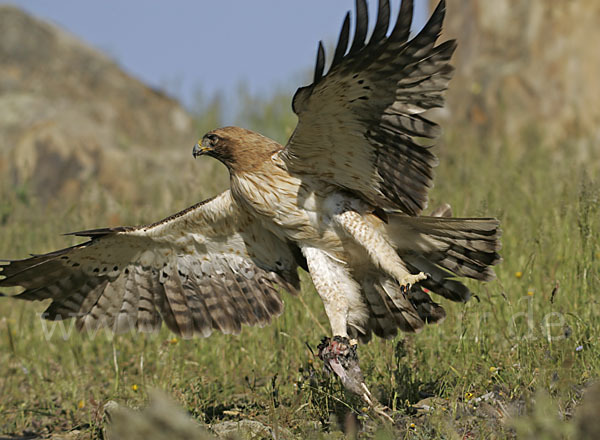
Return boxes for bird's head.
[193,126,281,173]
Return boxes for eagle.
[0,0,500,411]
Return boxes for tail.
[386,212,502,302]
[345,204,501,342]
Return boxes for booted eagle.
[1,0,500,407]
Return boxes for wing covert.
[0,191,300,338]
[282,0,455,215]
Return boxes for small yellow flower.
[515,271,523,279]
[361,406,368,413]
[489,366,498,373]
[465,392,474,400]
[131,384,139,392]
[170,337,179,345]
[470,82,482,95]
[527,289,534,296]
[77,400,85,409]
[409,423,416,430]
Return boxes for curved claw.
[399,272,428,292]
[400,282,412,293]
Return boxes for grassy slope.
[0,106,598,439]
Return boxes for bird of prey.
[0,0,500,412]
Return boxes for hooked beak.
[192,141,211,159]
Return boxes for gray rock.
[211,419,292,440]
[104,390,214,440]
[0,6,226,208]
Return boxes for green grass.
[0,112,598,439]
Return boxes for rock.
[0,6,224,208]
[102,392,293,440]
[211,419,292,439]
[575,382,600,440]
[441,0,600,156]
[104,390,214,440]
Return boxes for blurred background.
[1,1,599,438]
[0,0,430,221]
[1,0,598,223]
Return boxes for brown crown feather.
[203,126,282,173]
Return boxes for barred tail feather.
[386,211,502,302]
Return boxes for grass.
[0,108,598,439]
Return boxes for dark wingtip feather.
[412,0,446,45]
[331,11,351,69]
[371,0,391,43]
[430,0,447,31]
[390,0,413,42]
[349,0,368,54]
[437,0,446,15]
[314,41,325,84]
[443,38,458,56]
[65,226,132,237]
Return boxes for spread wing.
[0,191,301,338]
[281,0,455,215]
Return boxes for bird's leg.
[301,245,393,421]
[332,209,428,292]
[317,336,393,423]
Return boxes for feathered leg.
[302,246,391,421]
[333,209,427,289]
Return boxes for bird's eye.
[206,134,218,144]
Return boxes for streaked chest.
[231,165,301,219]
[229,164,341,246]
